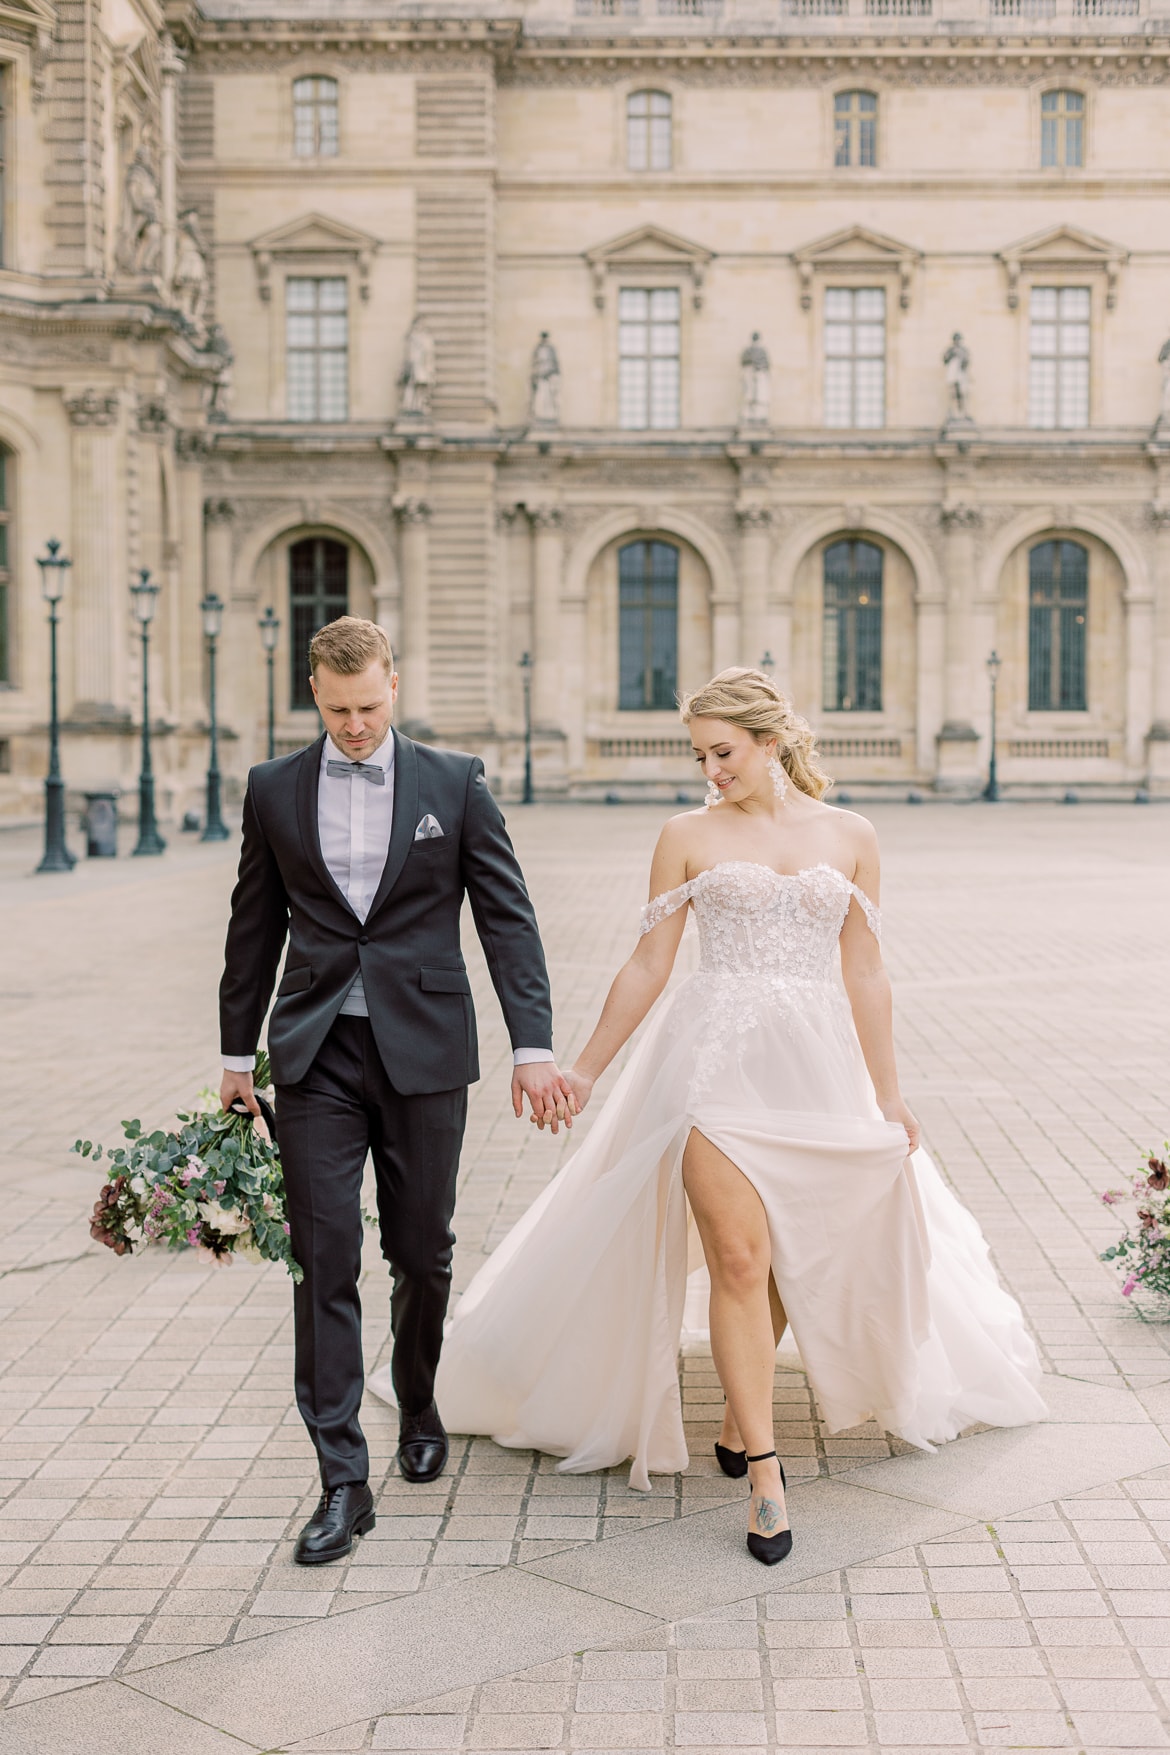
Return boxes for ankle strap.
[745,1450,777,1463]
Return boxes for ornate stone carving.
[396,317,436,421]
[137,397,171,436]
[116,149,163,276]
[175,428,212,464]
[65,389,119,427]
[940,502,982,530]
[736,505,773,531]
[529,505,563,531]
[205,324,235,422]
[739,333,771,428]
[393,496,432,524]
[204,497,237,524]
[529,332,561,427]
[174,209,210,331]
[942,333,972,425]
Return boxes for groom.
[218,616,572,1564]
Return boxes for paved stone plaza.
[0,800,1168,1755]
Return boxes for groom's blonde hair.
[680,668,832,800]
[309,616,394,679]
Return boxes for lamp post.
[35,539,75,873]
[982,648,1002,803]
[258,605,280,761]
[200,591,229,841]
[518,650,534,805]
[759,650,775,676]
[130,568,166,856]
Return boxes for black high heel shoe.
[714,1441,748,1479]
[745,1450,792,1567]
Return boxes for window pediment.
[585,224,714,310]
[0,0,58,39]
[998,224,1127,310]
[793,225,923,311]
[250,213,379,302]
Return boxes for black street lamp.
[518,650,534,805]
[200,591,229,841]
[258,605,280,762]
[759,650,775,676]
[982,648,1002,803]
[35,539,76,873]
[130,568,166,857]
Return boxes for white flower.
[234,1230,264,1266]
[197,1200,251,1236]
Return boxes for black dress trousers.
[275,1014,467,1488]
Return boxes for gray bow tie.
[326,759,385,786]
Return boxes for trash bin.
[82,790,120,858]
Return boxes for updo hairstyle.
[679,667,832,801]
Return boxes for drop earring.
[767,753,789,801]
[705,778,723,809]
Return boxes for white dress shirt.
[223,730,553,1072]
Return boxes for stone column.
[1145,504,1170,793]
[496,504,531,733]
[175,431,209,727]
[65,389,122,713]
[530,505,564,731]
[394,497,432,733]
[159,35,185,291]
[737,506,772,670]
[935,502,982,790]
[711,596,741,673]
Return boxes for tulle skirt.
[369,972,1047,1490]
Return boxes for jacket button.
[358,934,369,945]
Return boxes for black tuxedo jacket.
[219,730,553,1093]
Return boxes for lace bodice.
[639,861,880,985]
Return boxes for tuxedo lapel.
[294,732,357,918]
[366,728,418,923]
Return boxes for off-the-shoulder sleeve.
[846,883,881,943]
[638,879,696,938]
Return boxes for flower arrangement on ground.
[76,1052,302,1282]
[1100,1145,1170,1300]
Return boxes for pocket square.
[414,814,445,841]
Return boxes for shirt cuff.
[222,1054,257,1073]
[513,1048,555,1066]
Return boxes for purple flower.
[186,1226,202,1247]
[1122,1274,1139,1297]
[283,1222,291,1235]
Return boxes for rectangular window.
[1028,541,1088,711]
[1029,287,1089,429]
[0,449,9,686]
[293,76,339,159]
[627,91,672,171]
[824,287,885,428]
[619,540,679,710]
[1040,89,1084,169]
[618,288,680,430]
[833,90,877,168]
[286,277,348,422]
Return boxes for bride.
[394,668,1046,1565]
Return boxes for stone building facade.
[2,0,1170,815]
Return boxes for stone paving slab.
[2,802,1170,1751]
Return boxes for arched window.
[618,539,678,710]
[823,539,883,712]
[1028,540,1087,711]
[0,446,10,685]
[293,76,339,158]
[1041,90,1083,170]
[627,91,671,172]
[834,91,877,168]
[289,536,348,709]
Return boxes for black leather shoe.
[397,1401,448,1483]
[293,1482,375,1565]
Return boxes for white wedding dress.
[372,861,1046,1491]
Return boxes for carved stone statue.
[205,324,234,422]
[174,210,209,331]
[943,331,972,423]
[1157,337,1170,429]
[529,331,561,426]
[739,332,771,426]
[116,148,163,276]
[397,316,435,419]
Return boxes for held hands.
[220,1068,261,1118]
[511,1062,586,1136]
[879,1094,921,1156]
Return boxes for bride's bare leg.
[719,1273,787,1450]
[683,1130,787,1536]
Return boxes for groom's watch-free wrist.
[222,1054,256,1073]
[513,1048,555,1066]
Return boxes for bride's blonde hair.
[679,667,832,801]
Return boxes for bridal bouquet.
[75,1053,302,1283]
[1100,1144,1170,1300]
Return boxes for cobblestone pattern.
[0,803,1168,1717]
[337,1468,1170,1754]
